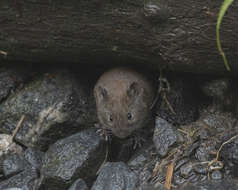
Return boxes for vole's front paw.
[125,133,146,150]
[95,123,112,141]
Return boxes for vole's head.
[94,82,150,138]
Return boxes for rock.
[156,78,198,126]
[41,129,105,190]
[153,117,179,157]
[139,183,167,190]
[201,79,230,99]
[3,153,30,177]
[0,134,23,157]
[0,68,28,103]
[0,70,96,149]
[193,163,208,175]
[68,178,88,190]
[210,170,222,180]
[178,179,238,190]
[91,162,138,190]
[220,137,238,177]
[24,148,44,170]
[201,78,234,111]
[0,167,39,190]
[128,142,159,188]
[200,111,236,134]
[180,162,193,179]
[195,142,215,162]
[174,158,189,171]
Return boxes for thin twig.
[11,115,25,142]
[216,134,238,161]
[163,93,176,115]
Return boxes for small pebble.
[211,170,223,180]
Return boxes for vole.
[94,67,155,139]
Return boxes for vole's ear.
[127,82,141,98]
[96,86,108,101]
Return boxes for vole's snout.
[113,129,130,139]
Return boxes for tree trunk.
[0,0,237,74]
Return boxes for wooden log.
[0,0,237,74]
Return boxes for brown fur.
[94,67,155,138]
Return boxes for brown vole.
[94,67,155,138]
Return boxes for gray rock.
[68,178,88,190]
[128,142,163,189]
[3,154,30,177]
[0,167,39,190]
[139,183,167,190]
[91,162,138,190]
[41,129,105,190]
[178,179,238,190]
[153,117,178,157]
[0,70,96,149]
[156,78,198,126]
[24,148,44,170]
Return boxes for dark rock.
[0,70,96,149]
[178,179,238,190]
[153,117,178,157]
[220,137,238,177]
[128,142,160,189]
[173,173,186,186]
[184,141,199,157]
[41,129,106,190]
[0,68,27,103]
[24,148,44,170]
[180,162,193,178]
[156,78,198,126]
[201,78,234,111]
[201,79,230,100]
[174,158,189,171]
[3,153,30,177]
[193,163,207,175]
[221,138,238,165]
[91,162,138,190]
[68,178,88,190]
[0,167,39,190]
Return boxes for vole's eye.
[109,114,113,122]
[127,113,132,120]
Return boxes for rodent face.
[94,82,150,138]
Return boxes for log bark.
[0,0,237,75]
